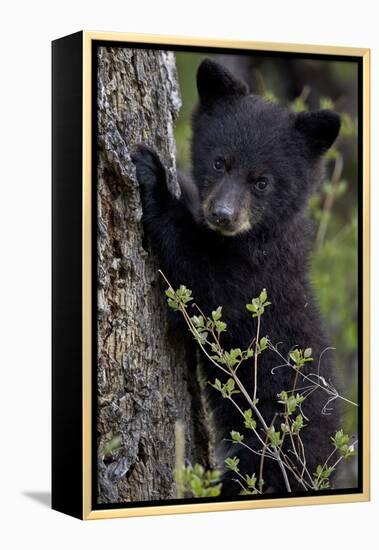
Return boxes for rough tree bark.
[96,47,210,504]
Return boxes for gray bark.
[96,46,210,504]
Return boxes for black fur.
[132,59,341,495]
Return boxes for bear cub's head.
[191,59,341,237]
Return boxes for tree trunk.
[96,46,210,504]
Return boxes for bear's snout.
[211,204,235,228]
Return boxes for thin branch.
[316,155,344,247]
[259,414,276,488]
[269,342,358,410]
[253,315,261,404]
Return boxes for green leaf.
[244,349,254,359]
[191,315,205,328]
[304,347,312,358]
[225,456,240,472]
[289,350,299,364]
[241,488,259,495]
[331,429,356,459]
[226,378,235,391]
[176,464,222,498]
[313,464,335,490]
[278,392,304,415]
[331,429,349,449]
[292,414,304,432]
[268,425,282,448]
[211,378,240,399]
[281,422,290,433]
[190,476,203,496]
[230,430,244,442]
[243,409,257,430]
[211,378,222,390]
[286,395,298,415]
[223,350,241,367]
[278,390,288,403]
[259,337,268,351]
[193,464,205,477]
[212,306,222,322]
[176,285,193,306]
[215,320,227,333]
[291,97,307,113]
[205,485,222,497]
[245,474,257,489]
[259,289,267,304]
[208,469,222,482]
[263,91,278,104]
[194,331,207,345]
[320,97,335,110]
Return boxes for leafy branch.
[161,272,357,495]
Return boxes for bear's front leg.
[132,145,198,289]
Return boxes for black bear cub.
[133,59,341,495]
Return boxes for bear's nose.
[211,205,234,227]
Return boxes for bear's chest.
[190,245,270,332]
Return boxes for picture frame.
[52,30,370,520]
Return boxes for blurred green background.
[174,52,359,456]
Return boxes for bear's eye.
[254,177,269,192]
[213,157,226,172]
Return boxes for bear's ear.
[294,109,341,155]
[196,58,248,107]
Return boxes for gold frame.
[82,31,371,520]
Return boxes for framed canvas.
[52,31,370,520]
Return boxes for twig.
[269,342,358,410]
[316,156,344,247]
[253,315,261,404]
[259,414,277,488]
